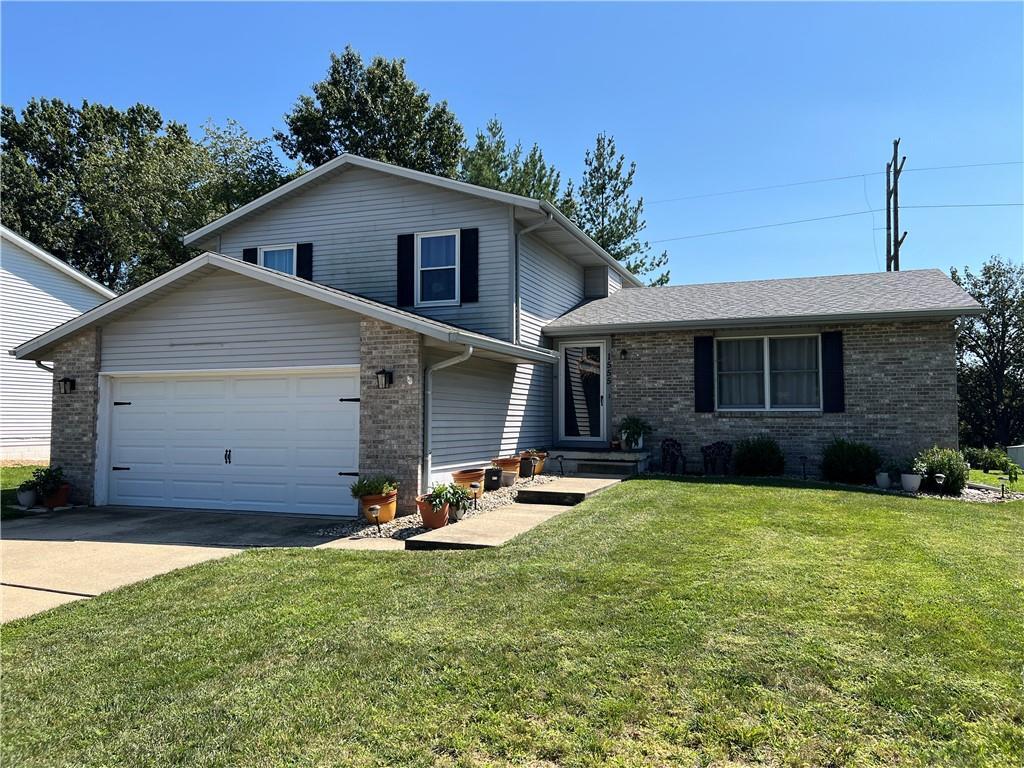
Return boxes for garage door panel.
[108,370,359,516]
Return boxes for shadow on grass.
[629,472,921,500]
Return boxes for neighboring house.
[1,226,115,462]
[13,155,983,516]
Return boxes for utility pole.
[886,138,907,271]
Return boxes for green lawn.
[3,480,1022,767]
[0,464,42,519]
[970,468,1024,492]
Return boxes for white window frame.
[415,229,460,307]
[714,333,823,412]
[258,243,297,275]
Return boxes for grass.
[970,468,1024,492]
[0,464,42,519]
[2,479,1022,767]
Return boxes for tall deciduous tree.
[564,133,669,286]
[202,119,290,219]
[461,118,563,202]
[275,46,464,176]
[951,256,1024,448]
[1,99,211,291]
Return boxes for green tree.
[1,98,211,291]
[951,255,1024,448]
[461,118,563,202]
[564,133,669,285]
[275,46,464,175]
[202,119,290,219]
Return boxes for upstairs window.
[259,244,296,275]
[716,335,821,410]
[415,230,459,306]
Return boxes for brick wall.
[608,320,958,475]
[358,318,423,512]
[48,329,101,504]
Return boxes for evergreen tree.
[566,133,669,285]
[275,46,464,176]
[461,118,562,202]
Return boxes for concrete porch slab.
[515,476,621,506]
[404,504,572,550]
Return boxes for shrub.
[821,438,882,485]
[964,446,1020,481]
[30,466,65,498]
[733,436,785,476]
[350,475,399,498]
[915,446,969,495]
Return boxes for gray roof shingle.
[545,269,983,333]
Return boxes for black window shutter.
[242,248,257,264]
[460,228,479,303]
[821,330,845,413]
[396,234,415,306]
[694,336,715,412]
[296,243,313,280]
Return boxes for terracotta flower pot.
[360,490,398,523]
[42,482,71,510]
[417,496,449,529]
[451,468,486,499]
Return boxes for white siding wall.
[1,238,109,457]
[608,269,623,294]
[519,233,584,347]
[101,271,361,371]
[195,166,513,340]
[429,352,553,481]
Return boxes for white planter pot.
[16,488,37,507]
[901,473,922,493]
[452,506,467,521]
[621,432,643,450]
[875,472,891,490]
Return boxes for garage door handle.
[338,397,360,403]
[112,466,131,471]
[337,471,359,477]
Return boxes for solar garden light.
[469,482,480,510]
[934,473,946,495]
[529,456,540,479]
[999,476,1008,499]
[368,504,382,535]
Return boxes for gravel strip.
[316,474,559,540]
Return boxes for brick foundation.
[48,329,101,504]
[358,318,423,512]
[608,320,959,475]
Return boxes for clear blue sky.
[2,2,1021,284]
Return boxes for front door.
[558,340,606,443]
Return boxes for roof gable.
[0,226,116,300]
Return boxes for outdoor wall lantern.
[375,368,394,390]
[56,377,76,395]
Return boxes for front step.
[515,476,621,506]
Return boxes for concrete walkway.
[404,504,572,550]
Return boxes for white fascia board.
[538,202,644,287]
[1,225,117,299]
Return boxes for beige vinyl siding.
[101,271,360,371]
[1,238,109,452]
[429,352,553,478]
[519,233,585,346]
[193,166,513,340]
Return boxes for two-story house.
[13,154,983,515]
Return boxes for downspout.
[35,361,54,373]
[514,213,552,344]
[422,345,474,490]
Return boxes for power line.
[646,160,1023,205]
[650,202,1023,243]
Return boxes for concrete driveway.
[1,506,369,622]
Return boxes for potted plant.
[451,467,486,501]
[618,416,652,450]
[900,457,926,493]
[492,456,522,487]
[33,466,71,509]
[350,476,399,523]
[483,466,503,492]
[519,449,548,477]
[416,483,471,529]
[876,459,899,490]
[16,477,37,508]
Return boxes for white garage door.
[107,370,359,516]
